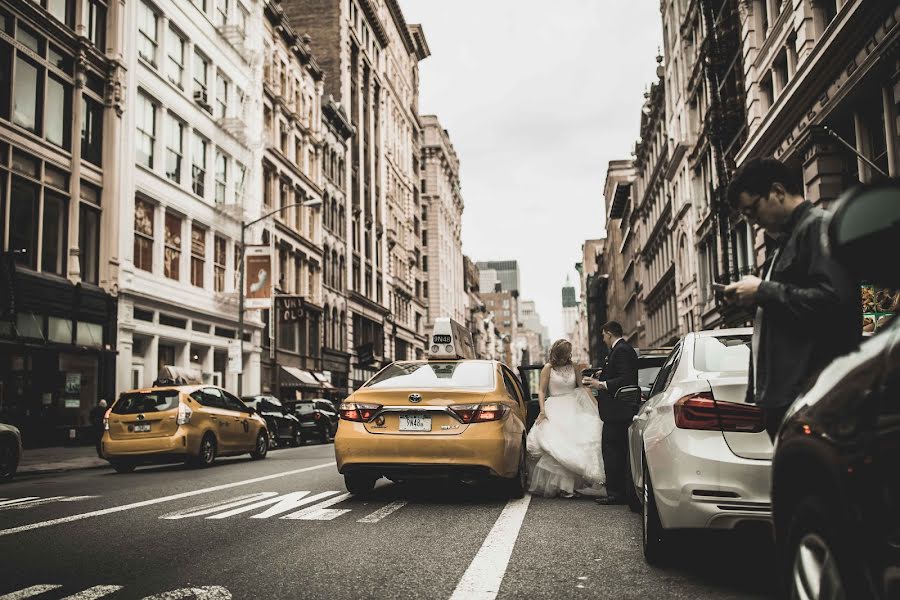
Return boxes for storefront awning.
[281,366,319,387]
[311,371,334,389]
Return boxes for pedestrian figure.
[583,321,638,505]
[90,399,108,457]
[724,157,861,441]
[526,339,605,498]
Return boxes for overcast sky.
[399,1,663,341]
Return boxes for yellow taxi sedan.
[103,383,270,473]
[334,319,528,497]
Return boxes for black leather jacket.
[748,201,861,408]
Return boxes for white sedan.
[627,328,773,564]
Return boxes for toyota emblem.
[409,393,422,403]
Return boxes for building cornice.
[265,0,324,81]
[359,0,390,49]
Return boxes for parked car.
[772,181,900,599]
[335,318,527,497]
[0,422,22,482]
[628,328,772,564]
[294,398,338,444]
[241,395,301,447]
[103,373,270,472]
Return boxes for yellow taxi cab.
[334,318,528,497]
[102,367,270,473]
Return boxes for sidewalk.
[17,445,110,476]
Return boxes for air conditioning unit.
[193,89,208,104]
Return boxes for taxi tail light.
[103,408,111,431]
[339,402,381,422]
[176,402,193,425]
[449,403,509,424]
[674,393,764,433]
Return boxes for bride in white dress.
[526,339,605,498]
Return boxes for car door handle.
[209,415,218,421]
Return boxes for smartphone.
[711,282,728,292]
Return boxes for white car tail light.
[674,392,765,433]
[176,402,193,425]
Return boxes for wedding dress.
[526,364,605,497]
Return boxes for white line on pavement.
[60,586,124,599]
[281,492,352,520]
[160,493,279,520]
[448,494,533,600]
[357,500,407,523]
[0,462,335,538]
[211,490,334,519]
[0,497,40,507]
[0,585,63,600]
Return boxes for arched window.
[323,303,330,348]
[339,310,346,351]
[331,306,339,351]
[338,254,345,292]
[331,249,338,289]
[322,244,329,288]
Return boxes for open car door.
[517,364,544,431]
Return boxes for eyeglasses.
[739,195,763,219]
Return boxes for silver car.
[627,328,773,564]
[0,422,22,482]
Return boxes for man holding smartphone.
[722,158,860,440]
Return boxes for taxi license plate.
[134,423,151,433]
[399,415,431,431]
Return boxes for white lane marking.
[60,586,124,599]
[0,497,100,511]
[357,500,407,523]
[58,496,99,503]
[160,493,278,520]
[0,462,335,537]
[281,492,353,520]
[0,497,40,507]
[0,585,63,599]
[139,586,231,599]
[448,494,533,600]
[210,491,335,519]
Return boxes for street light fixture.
[237,197,322,395]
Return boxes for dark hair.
[602,321,624,338]
[726,157,803,209]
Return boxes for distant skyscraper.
[562,276,580,340]
[476,260,520,293]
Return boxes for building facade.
[561,276,579,342]
[116,0,267,399]
[421,114,465,329]
[476,260,520,293]
[258,1,329,402]
[0,0,124,445]
[482,290,518,367]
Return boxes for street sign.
[277,295,306,322]
[227,339,243,374]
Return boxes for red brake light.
[314,412,321,420]
[339,402,381,422]
[674,392,764,433]
[449,403,509,423]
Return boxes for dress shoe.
[594,494,627,505]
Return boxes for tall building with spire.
[561,276,579,341]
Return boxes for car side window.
[649,344,681,398]
[222,391,247,413]
[501,368,524,407]
[196,387,224,409]
[316,401,334,413]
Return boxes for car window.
[198,387,225,409]
[649,345,681,398]
[501,367,524,406]
[365,361,495,390]
[113,390,180,414]
[315,401,334,412]
[222,390,248,413]
[693,335,751,373]
[295,402,314,415]
[637,357,667,389]
[267,396,283,408]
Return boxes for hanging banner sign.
[244,246,273,310]
[227,339,243,374]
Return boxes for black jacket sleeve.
[605,347,638,396]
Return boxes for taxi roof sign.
[428,317,475,360]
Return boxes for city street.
[0,444,774,600]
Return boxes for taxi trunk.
[107,389,182,440]
[352,389,485,436]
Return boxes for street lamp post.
[237,198,322,396]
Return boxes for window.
[81,96,103,165]
[136,92,156,168]
[41,192,67,275]
[694,335,751,374]
[193,51,208,98]
[83,0,107,49]
[215,73,228,119]
[9,176,39,269]
[166,115,183,182]
[215,0,229,27]
[133,198,154,272]
[44,75,71,149]
[164,212,182,280]
[137,1,158,65]
[13,56,39,133]
[215,150,227,203]
[236,4,248,33]
[367,362,495,390]
[191,0,208,13]
[79,183,101,284]
[235,162,246,204]
[192,134,207,197]
[167,28,185,87]
[214,235,226,292]
[191,223,205,287]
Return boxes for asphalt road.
[0,444,775,599]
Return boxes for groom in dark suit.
[583,321,638,505]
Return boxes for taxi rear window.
[365,362,495,390]
[113,390,180,414]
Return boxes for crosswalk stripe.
[0,585,63,600]
[160,493,278,520]
[357,501,407,523]
[211,491,338,520]
[60,586,124,599]
[0,497,67,511]
[0,498,40,507]
[58,496,99,503]
[281,492,353,520]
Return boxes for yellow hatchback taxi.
[335,318,528,497]
[102,368,270,473]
